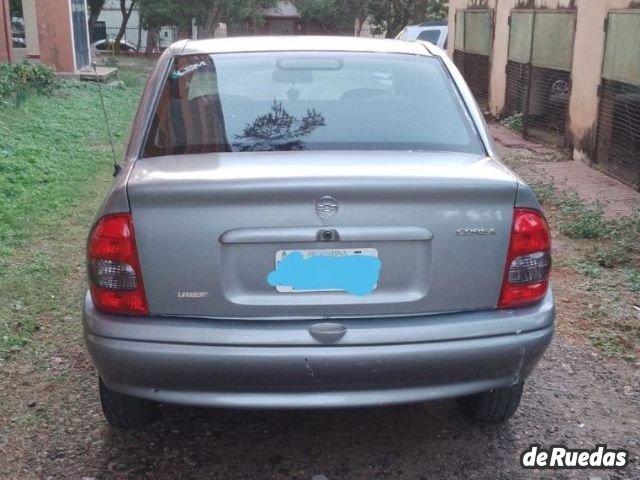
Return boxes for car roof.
[418,21,447,27]
[405,24,447,31]
[178,36,433,57]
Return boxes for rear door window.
[143,51,483,157]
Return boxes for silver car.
[84,36,554,429]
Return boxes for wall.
[0,0,13,62]
[35,0,75,73]
[447,0,634,164]
[22,0,39,58]
[568,0,629,160]
[99,7,140,31]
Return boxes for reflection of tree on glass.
[233,101,326,152]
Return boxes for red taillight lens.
[498,208,551,308]
[87,214,149,315]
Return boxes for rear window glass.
[417,29,441,43]
[143,52,483,157]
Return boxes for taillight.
[87,213,149,315]
[498,208,551,308]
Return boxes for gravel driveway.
[2,335,638,479]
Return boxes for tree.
[87,0,106,33]
[138,0,275,41]
[427,0,448,20]
[113,0,137,53]
[233,101,325,151]
[294,0,369,34]
[139,0,186,29]
[294,0,448,37]
[368,0,448,38]
[138,0,183,53]
[9,0,22,17]
[186,0,277,38]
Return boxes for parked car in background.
[12,36,26,48]
[91,39,138,53]
[396,21,449,49]
[84,36,554,430]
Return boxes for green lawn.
[0,67,147,359]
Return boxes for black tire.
[99,377,159,429]
[457,381,524,424]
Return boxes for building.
[2,0,92,75]
[230,1,353,36]
[447,0,640,190]
[1,0,14,62]
[96,0,180,51]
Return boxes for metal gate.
[71,0,90,70]
[595,11,640,191]
[453,9,492,111]
[504,10,576,146]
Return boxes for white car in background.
[91,39,138,52]
[396,21,448,50]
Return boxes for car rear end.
[83,37,553,427]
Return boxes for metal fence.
[504,61,571,145]
[503,10,576,146]
[527,66,571,145]
[453,10,492,111]
[594,11,640,191]
[504,60,529,116]
[101,26,180,51]
[595,80,640,189]
[455,51,490,108]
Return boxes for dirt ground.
[1,337,638,480]
[1,129,639,479]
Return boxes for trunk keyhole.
[319,229,339,242]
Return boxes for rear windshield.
[417,29,441,43]
[143,52,484,157]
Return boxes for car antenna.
[93,62,120,176]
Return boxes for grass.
[626,268,640,293]
[556,196,608,239]
[529,181,609,239]
[0,64,149,360]
[529,179,640,360]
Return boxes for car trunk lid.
[127,150,517,319]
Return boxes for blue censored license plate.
[269,248,381,296]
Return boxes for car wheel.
[457,381,524,424]
[99,377,159,429]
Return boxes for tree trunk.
[145,27,159,55]
[201,7,220,38]
[87,0,106,39]
[88,13,99,35]
[136,23,142,52]
[384,0,398,38]
[113,0,136,54]
[355,17,365,37]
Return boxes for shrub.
[0,60,56,105]
[500,112,524,134]
[556,194,608,239]
[529,180,558,205]
[0,63,17,99]
[590,211,640,268]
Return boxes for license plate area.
[273,248,379,293]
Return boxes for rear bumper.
[84,291,554,409]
